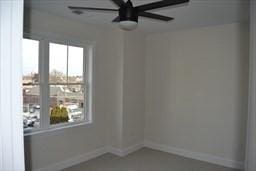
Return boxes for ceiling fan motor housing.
[119,1,138,22]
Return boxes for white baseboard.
[34,143,144,171]
[122,143,144,156]
[34,141,243,171]
[107,146,123,156]
[34,147,108,171]
[144,141,244,170]
[108,143,144,157]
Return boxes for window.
[49,43,84,125]
[22,36,92,134]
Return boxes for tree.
[50,106,69,124]
[49,69,66,83]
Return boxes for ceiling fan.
[68,0,189,31]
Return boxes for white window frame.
[23,33,94,136]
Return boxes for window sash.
[22,37,42,133]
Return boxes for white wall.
[106,30,147,150]
[23,8,117,170]
[245,1,256,170]
[145,23,249,164]
[24,7,249,170]
[122,31,146,148]
[102,30,124,149]
[24,8,146,170]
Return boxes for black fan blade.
[112,16,120,22]
[68,6,118,12]
[111,0,126,7]
[139,12,174,21]
[136,0,189,12]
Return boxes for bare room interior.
[0,0,256,171]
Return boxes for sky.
[22,39,83,77]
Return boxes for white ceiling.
[25,0,250,33]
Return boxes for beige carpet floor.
[63,148,240,171]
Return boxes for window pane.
[22,38,39,84]
[22,38,40,130]
[49,85,84,125]
[68,46,83,83]
[23,85,40,129]
[49,43,67,83]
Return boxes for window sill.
[24,120,93,137]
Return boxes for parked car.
[65,104,83,122]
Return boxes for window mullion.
[66,45,69,105]
[40,39,50,129]
[84,47,89,121]
[67,45,69,85]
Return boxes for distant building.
[23,73,39,84]
[23,85,84,108]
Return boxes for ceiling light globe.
[119,21,138,31]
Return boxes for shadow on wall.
[24,137,32,171]
[233,25,250,161]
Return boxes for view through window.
[49,43,84,125]
[22,38,40,130]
